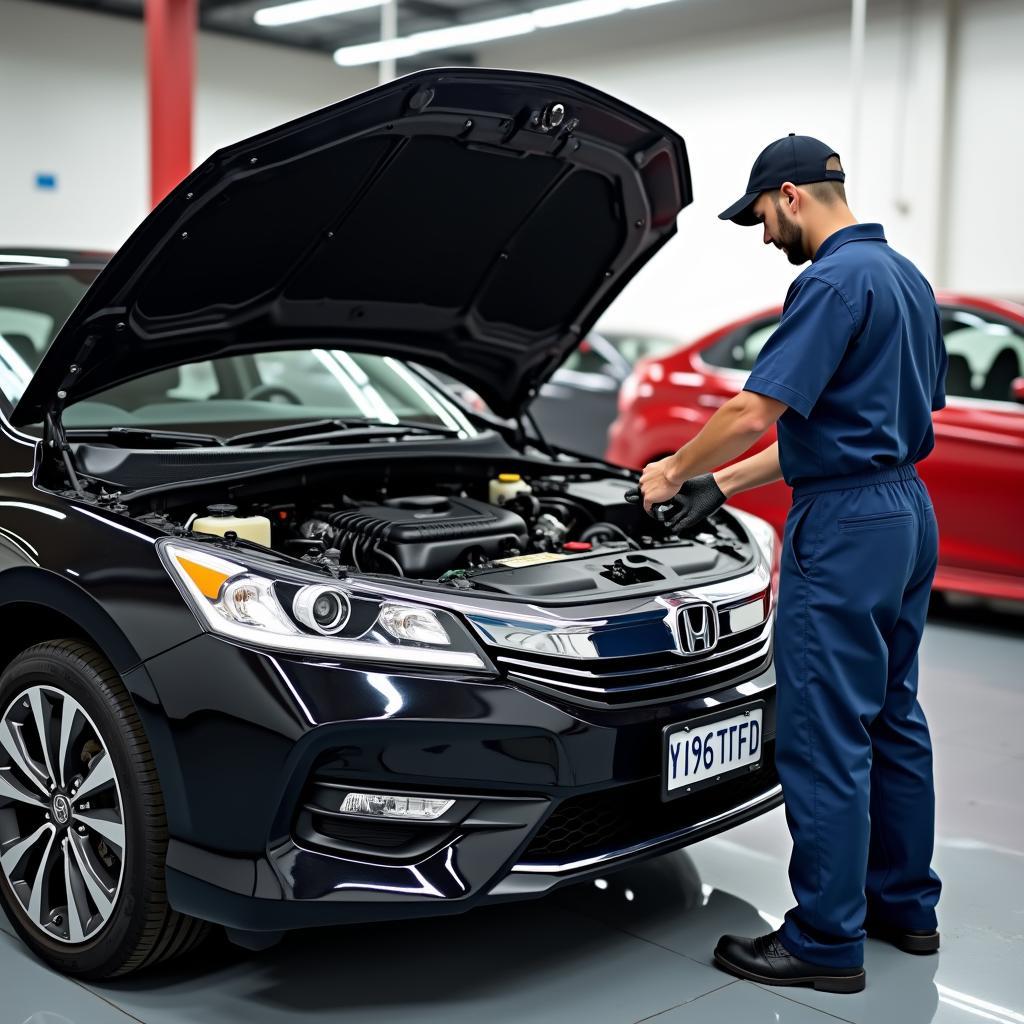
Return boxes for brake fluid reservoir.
[191,503,271,547]
[489,473,531,506]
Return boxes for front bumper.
[140,630,778,933]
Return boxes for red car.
[608,294,1024,603]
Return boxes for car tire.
[0,639,208,978]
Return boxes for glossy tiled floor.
[2,599,1022,1024]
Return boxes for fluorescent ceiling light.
[334,0,684,65]
[255,0,385,28]
[532,0,623,28]
[335,13,535,65]
[0,254,71,267]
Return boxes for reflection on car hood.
[11,67,691,426]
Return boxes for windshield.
[0,267,98,404]
[0,269,478,440]
[65,349,479,437]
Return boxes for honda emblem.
[678,602,719,655]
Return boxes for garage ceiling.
[29,0,866,71]
[33,0,526,65]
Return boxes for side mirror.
[1012,377,1024,403]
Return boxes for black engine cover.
[332,495,528,576]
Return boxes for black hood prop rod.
[44,406,84,497]
[43,335,98,497]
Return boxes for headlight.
[160,542,486,670]
[293,585,350,635]
[223,577,285,629]
[379,603,451,645]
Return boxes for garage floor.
[2,601,1022,1024]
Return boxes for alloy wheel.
[0,684,126,944]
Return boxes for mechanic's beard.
[774,201,809,264]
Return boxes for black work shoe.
[865,921,940,954]
[714,930,866,993]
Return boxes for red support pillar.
[146,0,197,208]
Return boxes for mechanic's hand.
[636,455,683,511]
[625,472,727,531]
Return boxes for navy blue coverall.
[744,222,948,968]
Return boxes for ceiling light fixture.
[333,0,679,65]
[254,0,386,28]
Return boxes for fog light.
[339,791,454,820]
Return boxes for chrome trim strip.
[453,564,772,630]
[501,634,773,694]
[464,564,772,662]
[685,562,772,603]
[495,617,773,681]
[511,783,784,874]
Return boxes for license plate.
[663,703,764,799]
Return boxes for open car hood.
[11,68,691,426]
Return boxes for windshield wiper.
[66,426,225,448]
[225,418,459,447]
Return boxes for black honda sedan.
[0,68,780,978]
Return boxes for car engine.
[134,469,756,600]
[300,494,530,577]
[276,476,754,593]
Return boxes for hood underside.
[12,68,691,426]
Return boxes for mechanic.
[629,135,948,993]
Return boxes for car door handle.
[697,395,728,408]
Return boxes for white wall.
[487,0,1018,341]
[943,0,1023,295]
[1,0,1021,342]
[0,0,374,251]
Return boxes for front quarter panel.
[0,471,202,668]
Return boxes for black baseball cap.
[719,134,845,226]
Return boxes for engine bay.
[130,468,757,600]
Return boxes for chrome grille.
[494,599,773,707]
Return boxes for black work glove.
[624,472,727,531]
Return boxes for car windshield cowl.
[66,426,226,448]
[224,418,461,447]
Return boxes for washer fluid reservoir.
[489,473,531,506]
[191,503,271,547]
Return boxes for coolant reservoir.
[191,503,271,547]
[489,473,531,506]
